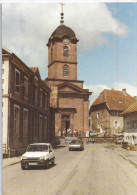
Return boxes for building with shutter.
[2,47,51,157]
[122,101,137,145]
[89,88,137,135]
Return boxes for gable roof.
[122,101,137,115]
[58,82,92,95]
[2,47,12,55]
[30,67,38,73]
[92,89,136,111]
[30,67,41,79]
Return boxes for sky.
[2,2,137,105]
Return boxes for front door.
[61,115,70,130]
[66,121,70,130]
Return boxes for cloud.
[2,3,130,79]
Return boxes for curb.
[3,160,20,169]
[114,148,137,167]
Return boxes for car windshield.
[70,140,81,144]
[26,145,48,152]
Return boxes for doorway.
[61,115,70,130]
[66,121,70,130]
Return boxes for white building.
[122,101,137,145]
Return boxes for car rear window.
[27,145,48,152]
[70,140,81,144]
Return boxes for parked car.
[64,136,78,144]
[21,143,55,170]
[69,139,84,151]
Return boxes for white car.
[21,143,55,170]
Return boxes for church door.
[61,115,70,130]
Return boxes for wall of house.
[54,97,89,135]
[124,113,137,132]
[110,116,123,134]
[2,53,51,157]
[90,109,110,133]
[2,60,9,154]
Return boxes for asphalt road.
[3,143,137,195]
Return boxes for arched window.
[63,46,69,57]
[63,65,69,77]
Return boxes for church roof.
[51,24,76,38]
[58,82,92,95]
[47,24,78,46]
[91,89,136,111]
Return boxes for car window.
[71,140,81,144]
[26,145,48,152]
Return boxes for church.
[45,8,92,136]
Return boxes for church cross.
[59,3,65,24]
[60,3,65,13]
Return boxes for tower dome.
[51,24,76,38]
[47,24,78,46]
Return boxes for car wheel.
[52,158,55,165]
[21,165,25,170]
[46,161,50,169]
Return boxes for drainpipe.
[7,58,12,157]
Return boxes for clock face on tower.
[63,38,69,45]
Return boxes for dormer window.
[63,46,69,57]
[63,65,69,77]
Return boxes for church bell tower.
[45,4,92,136]
[47,5,79,81]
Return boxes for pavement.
[114,145,137,166]
[2,144,137,169]
[3,156,21,169]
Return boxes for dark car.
[69,139,84,151]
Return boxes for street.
[3,143,137,195]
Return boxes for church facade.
[45,12,92,136]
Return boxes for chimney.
[122,88,126,95]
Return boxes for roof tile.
[92,89,136,111]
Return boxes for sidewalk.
[3,156,21,169]
[114,146,137,166]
